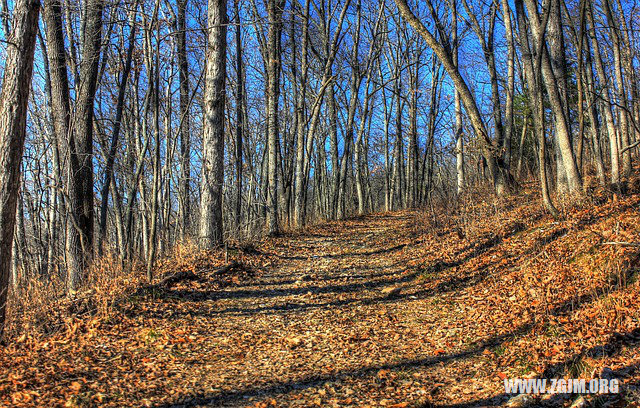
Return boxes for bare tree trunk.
[265,0,284,235]
[38,13,62,278]
[394,78,405,209]
[292,0,309,227]
[452,0,464,195]
[338,79,363,218]
[328,83,339,218]
[515,0,558,216]
[407,50,420,208]
[602,0,631,178]
[99,3,137,253]
[0,0,39,337]
[177,0,191,239]
[13,191,28,283]
[501,0,515,170]
[394,0,511,196]
[516,118,528,179]
[522,0,582,194]
[199,0,227,247]
[67,0,104,291]
[42,0,72,275]
[44,0,104,291]
[234,0,244,230]
[547,0,569,193]
[379,62,393,211]
[582,27,607,186]
[355,76,376,214]
[419,56,440,203]
[563,0,586,175]
[586,1,620,186]
[146,1,162,280]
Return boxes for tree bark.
[586,1,620,186]
[515,0,558,216]
[452,0,464,195]
[547,0,570,192]
[234,0,244,230]
[522,0,582,193]
[44,0,104,291]
[265,0,285,235]
[0,0,40,336]
[177,0,192,239]
[199,0,227,247]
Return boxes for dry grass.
[4,252,144,344]
[3,236,258,345]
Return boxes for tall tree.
[515,0,558,216]
[199,0,228,247]
[602,0,631,178]
[98,3,138,252]
[177,0,192,238]
[0,0,40,336]
[522,0,582,193]
[234,0,244,230]
[548,0,570,192]
[265,0,285,235]
[452,0,464,194]
[43,0,105,291]
[500,0,515,170]
[394,0,512,195]
[586,0,620,186]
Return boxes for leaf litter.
[1,183,639,407]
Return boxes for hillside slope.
[1,186,639,407]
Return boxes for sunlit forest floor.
[1,181,640,407]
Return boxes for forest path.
[6,198,640,408]
[147,211,502,407]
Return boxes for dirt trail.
[147,212,502,407]
[4,202,640,408]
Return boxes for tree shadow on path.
[150,283,633,407]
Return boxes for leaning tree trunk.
[0,0,40,337]
[394,0,511,196]
[199,0,227,248]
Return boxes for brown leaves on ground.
[1,183,640,407]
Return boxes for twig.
[603,242,640,247]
